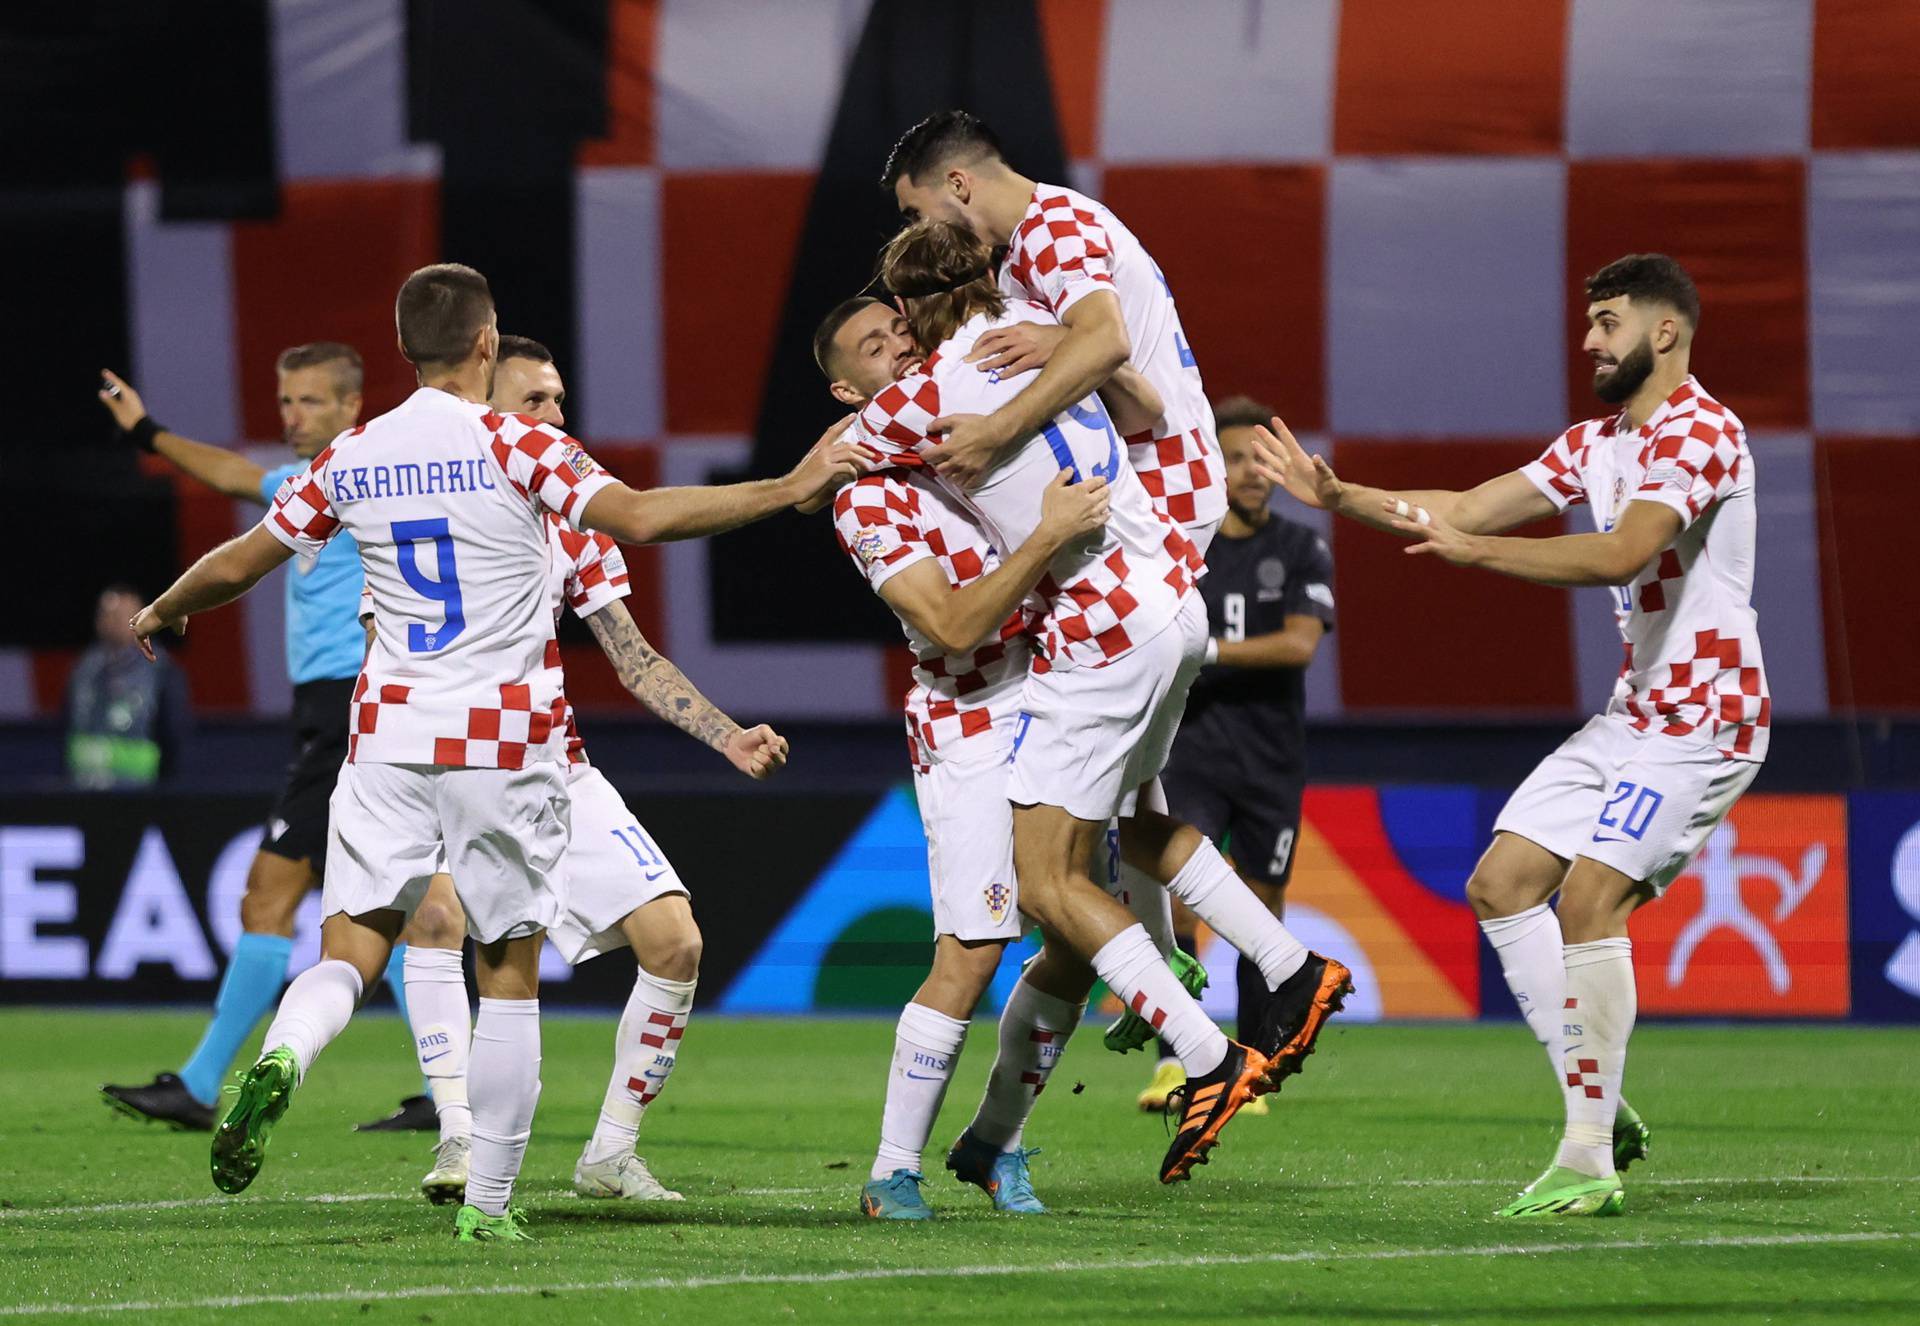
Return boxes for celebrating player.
[882,113,1348,1072]
[96,346,454,1135]
[814,295,1135,1216]
[127,262,863,1239]
[849,223,1315,1184]
[1251,254,1765,1217]
[1141,396,1337,1111]
[391,335,789,1208]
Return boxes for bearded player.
[1253,255,1765,1217]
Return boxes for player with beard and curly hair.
[1248,254,1768,1218]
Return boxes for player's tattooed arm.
[586,601,790,778]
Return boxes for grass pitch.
[1,1008,1915,1323]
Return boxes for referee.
[97,346,448,1132]
[1143,396,1336,1108]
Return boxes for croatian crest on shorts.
[854,526,887,565]
[984,881,1012,924]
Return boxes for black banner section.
[711,0,1073,643]
[0,788,878,1012]
[404,0,606,431]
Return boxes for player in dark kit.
[1142,397,1335,1110]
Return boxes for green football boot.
[209,1048,298,1195]
[454,1204,531,1243]
[1496,1165,1625,1218]
[1104,948,1208,1053]
[1613,1100,1651,1172]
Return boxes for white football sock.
[260,958,363,1082]
[1116,860,1177,956]
[583,966,697,1165]
[1091,924,1227,1077]
[1480,903,1569,1082]
[402,946,472,1142]
[870,1002,967,1181]
[1556,939,1636,1179]
[968,977,1084,1151]
[465,997,542,1215]
[1165,839,1307,988]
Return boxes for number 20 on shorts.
[1595,780,1664,843]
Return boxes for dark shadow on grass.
[1265,1299,1920,1322]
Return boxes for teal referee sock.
[178,933,294,1106]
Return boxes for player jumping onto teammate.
[1251,254,1766,1217]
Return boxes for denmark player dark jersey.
[1180,512,1335,779]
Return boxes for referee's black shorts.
[1161,755,1305,891]
[258,677,355,868]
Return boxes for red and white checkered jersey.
[358,512,629,766]
[1521,376,1769,761]
[852,302,1200,673]
[263,386,616,769]
[544,514,630,766]
[998,183,1226,541]
[830,470,1032,771]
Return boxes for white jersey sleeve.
[1630,399,1747,530]
[1520,424,1594,512]
[488,420,618,531]
[263,446,347,555]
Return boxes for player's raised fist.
[967,321,1065,376]
[1038,470,1110,544]
[97,369,148,432]
[725,723,789,780]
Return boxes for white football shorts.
[912,718,1022,942]
[1494,714,1761,894]
[547,763,691,965]
[1006,593,1208,823]
[324,761,570,943]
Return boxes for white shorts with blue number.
[1493,714,1760,894]
[547,763,689,965]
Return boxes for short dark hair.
[275,342,363,396]
[395,263,494,367]
[812,296,886,379]
[1585,254,1700,328]
[497,334,552,366]
[1211,395,1277,434]
[881,109,1005,192]
[880,221,1006,351]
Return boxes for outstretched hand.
[792,415,863,515]
[1249,416,1343,512]
[786,419,876,510]
[725,723,790,779]
[1385,499,1479,566]
[98,369,148,432]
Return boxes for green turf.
[1,1009,1915,1323]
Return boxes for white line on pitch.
[0,1229,1911,1318]
[4,1174,1914,1219]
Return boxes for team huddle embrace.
[112,109,1767,1238]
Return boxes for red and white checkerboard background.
[11,0,1915,722]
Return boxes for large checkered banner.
[8,0,1916,722]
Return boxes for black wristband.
[126,416,161,452]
